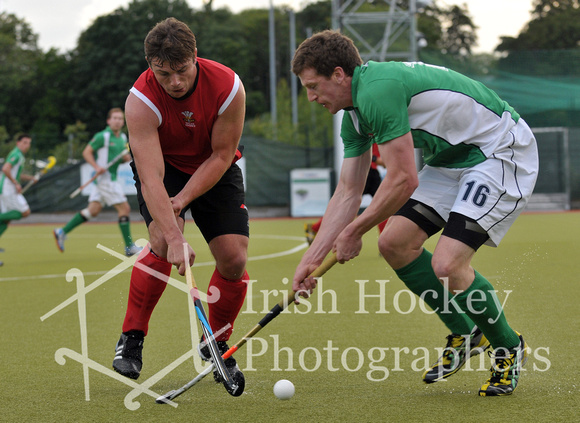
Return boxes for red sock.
[377,218,388,233]
[311,218,323,233]
[122,247,172,335]
[207,268,249,341]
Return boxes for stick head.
[224,372,244,397]
[155,391,177,404]
[46,156,57,170]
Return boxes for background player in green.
[0,134,38,265]
[291,30,538,396]
[53,107,142,256]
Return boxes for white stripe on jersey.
[408,90,516,158]
[130,87,163,126]
[218,73,241,115]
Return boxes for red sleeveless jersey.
[130,57,240,174]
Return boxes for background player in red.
[305,143,388,245]
[112,18,249,389]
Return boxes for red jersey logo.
[181,111,196,127]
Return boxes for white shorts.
[0,193,30,214]
[88,177,127,207]
[411,119,538,247]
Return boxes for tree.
[0,13,42,135]
[493,1,580,127]
[496,0,580,51]
[70,0,196,133]
[418,0,477,59]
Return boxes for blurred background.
[1,0,579,215]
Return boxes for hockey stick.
[69,148,128,198]
[156,252,338,404]
[21,156,57,194]
[182,243,241,397]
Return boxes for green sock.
[0,210,23,222]
[119,217,133,248]
[0,221,8,237]
[395,249,474,334]
[454,271,520,350]
[63,212,87,234]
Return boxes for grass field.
[1,212,578,422]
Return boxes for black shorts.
[394,199,489,251]
[363,168,382,196]
[132,161,249,243]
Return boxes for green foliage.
[71,0,197,133]
[417,0,477,58]
[1,0,579,159]
[246,78,333,148]
[0,127,13,161]
[492,1,580,127]
[497,0,580,52]
[0,12,42,135]
[49,121,92,165]
[0,126,8,143]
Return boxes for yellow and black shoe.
[479,333,528,396]
[304,223,317,246]
[423,326,490,383]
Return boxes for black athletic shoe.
[479,333,529,396]
[198,337,245,395]
[112,330,144,380]
[423,326,490,383]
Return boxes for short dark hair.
[107,107,124,120]
[292,30,363,77]
[16,133,31,142]
[144,17,197,70]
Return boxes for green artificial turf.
[0,212,578,422]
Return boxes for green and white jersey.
[89,127,128,181]
[341,61,520,168]
[0,146,25,194]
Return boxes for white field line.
[0,234,307,283]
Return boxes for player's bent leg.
[209,233,248,280]
[431,235,478,293]
[378,215,427,268]
[113,242,172,379]
[87,200,103,217]
[203,234,249,387]
[432,227,525,393]
[382,216,481,380]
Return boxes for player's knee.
[378,233,406,263]
[217,251,247,280]
[80,208,94,220]
[431,255,463,282]
[117,202,131,216]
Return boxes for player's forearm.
[82,146,99,169]
[20,173,36,182]
[349,174,417,237]
[3,170,19,186]
[177,151,233,204]
[2,165,14,182]
[305,186,361,264]
[141,179,184,244]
